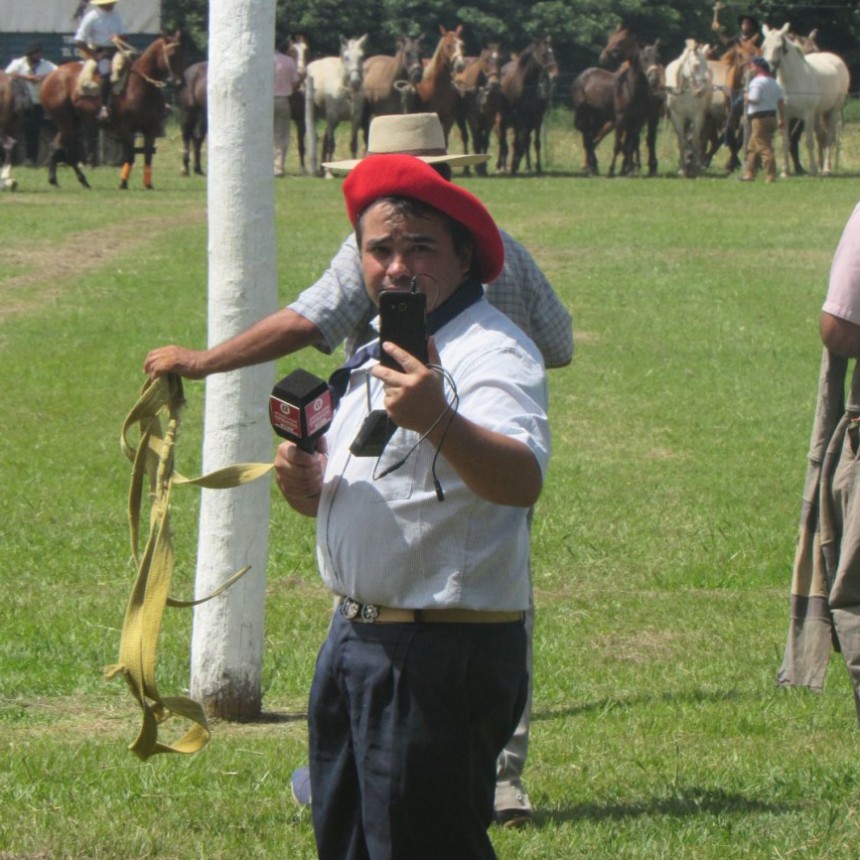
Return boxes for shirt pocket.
[370,427,421,501]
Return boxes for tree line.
[163,0,860,91]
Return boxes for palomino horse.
[0,72,31,191]
[40,32,185,189]
[362,35,424,135]
[413,26,465,144]
[287,36,310,173]
[497,37,559,175]
[762,24,849,176]
[307,35,368,175]
[455,43,504,176]
[572,30,663,177]
[665,40,713,177]
[179,60,207,176]
[701,40,758,173]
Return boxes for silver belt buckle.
[340,598,380,623]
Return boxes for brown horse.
[0,72,31,191]
[179,60,207,176]
[497,37,559,175]
[413,26,465,144]
[455,43,504,175]
[573,27,663,177]
[362,35,424,135]
[40,32,185,189]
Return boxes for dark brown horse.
[362,35,424,135]
[496,37,559,175]
[0,72,31,190]
[41,32,185,189]
[413,26,465,143]
[179,60,207,176]
[455,43,504,175]
[573,28,663,177]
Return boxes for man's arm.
[144,308,324,378]
[820,312,860,358]
[274,440,326,517]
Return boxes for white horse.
[665,40,712,177]
[307,35,368,177]
[760,23,849,176]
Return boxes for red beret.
[342,154,505,283]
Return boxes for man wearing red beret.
[274,153,551,859]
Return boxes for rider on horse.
[74,0,127,121]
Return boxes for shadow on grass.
[532,686,749,722]
[537,785,796,825]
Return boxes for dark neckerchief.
[328,276,483,406]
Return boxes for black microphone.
[269,369,333,453]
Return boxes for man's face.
[740,18,753,34]
[358,200,473,309]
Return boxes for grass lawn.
[2,113,860,858]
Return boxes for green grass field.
[3,116,860,858]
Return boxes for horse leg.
[1,138,17,191]
[181,126,191,176]
[801,115,817,177]
[119,134,136,190]
[646,114,659,177]
[534,122,543,175]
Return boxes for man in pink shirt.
[274,46,302,177]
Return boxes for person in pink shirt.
[274,45,302,177]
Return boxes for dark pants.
[309,611,528,860]
[22,104,44,164]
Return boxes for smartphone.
[378,289,429,371]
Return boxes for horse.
[362,35,424,136]
[40,32,185,189]
[179,60,207,176]
[665,40,713,177]
[287,36,310,173]
[412,25,465,144]
[701,41,758,173]
[307,35,367,175]
[496,37,559,175]
[454,43,504,176]
[761,23,850,176]
[0,72,31,191]
[572,31,663,177]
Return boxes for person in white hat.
[144,113,572,826]
[74,0,126,121]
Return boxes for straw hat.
[322,113,489,172]
[342,153,504,283]
[91,0,119,6]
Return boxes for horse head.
[790,29,819,54]
[533,37,559,99]
[600,24,637,68]
[340,34,367,92]
[760,23,793,75]
[639,40,664,95]
[679,40,711,97]
[140,30,186,88]
[397,35,424,84]
[480,43,503,93]
[288,35,309,77]
[438,25,465,75]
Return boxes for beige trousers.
[744,115,778,180]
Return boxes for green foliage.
[160,0,860,79]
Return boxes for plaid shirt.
[289,229,573,368]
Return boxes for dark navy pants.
[308,611,528,860]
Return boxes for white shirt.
[822,202,860,325]
[4,56,57,103]
[316,297,550,611]
[74,7,124,49]
[746,74,783,115]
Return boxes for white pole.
[190,0,277,720]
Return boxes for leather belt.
[749,110,776,119]
[338,597,523,625]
